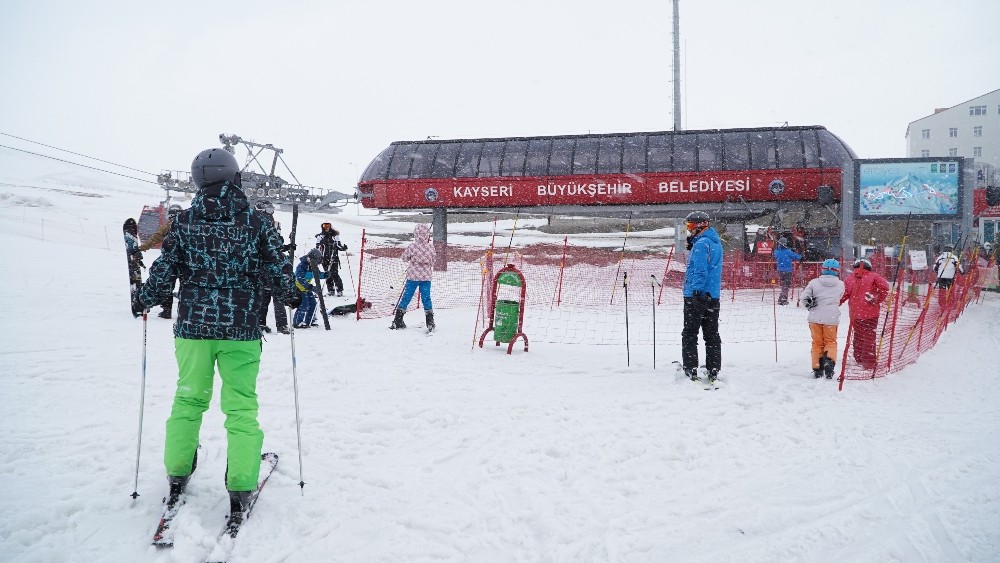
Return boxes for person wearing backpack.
[801,259,845,379]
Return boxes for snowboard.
[124,218,144,314]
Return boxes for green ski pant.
[165,338,264,491]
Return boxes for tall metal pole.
[672,0,682,131]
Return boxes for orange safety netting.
[349,231,990,390]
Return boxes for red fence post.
[356,228,366,320]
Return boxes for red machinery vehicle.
[356,125,855,215]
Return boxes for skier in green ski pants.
[133,147,300,534]
[166,339,265,491]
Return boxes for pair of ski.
[672,361,722,391]
[391,324,435,336]
[152,452,278,563]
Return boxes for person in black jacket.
[132,148,300,537]
[253,200,292,334]
[315,222,348,296]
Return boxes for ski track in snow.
[0,173,999,562]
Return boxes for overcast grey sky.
[1,0,998,193]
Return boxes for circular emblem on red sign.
[768,179,785,195]
[424,187,439,202]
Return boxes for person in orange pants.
[801,259,845,378]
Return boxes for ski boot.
[707,369,719,384]
[259,324,272,334]
[164,448,197,510]
[812,367,824,378]
[425,310,435,332]
[158,310,172,319]
[390,308,406,329]
[684,366,699,381]
[276,325,290,334]
[164,476,189,511]
[336,290,344,297]
[823,358,836,379]
[225,491,253,538]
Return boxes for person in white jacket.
[800,259,846,379]
[933,245,965,306]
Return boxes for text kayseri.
[658,178,751,193]
[452,185,513,198]
[537,182,633,197]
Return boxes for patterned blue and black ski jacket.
[137,180,297,340]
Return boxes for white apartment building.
[905,88,1000,186]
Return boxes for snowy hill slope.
[0,165,998,562]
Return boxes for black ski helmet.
[191,148,241,189]
[124,218,138,235]
[685,211,710,223]
[307,248,322,262]
[685,211,711,234]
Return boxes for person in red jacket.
[839,258,890,370]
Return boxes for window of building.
[800,129,822,168]
[948,148,958,157]
[408,143,440,178]
[597,137,623,174]
[921,150,930,157]
[572,138,599,175]
[671,134,698,171]
[524,139,553,176]
[621,135,647,173]
[970,105,987,116]
[477,141,505,177]
[430,143,460,177]
[974,126,983,137]
[697,133,723,170]
[387,143,417,179]
[548,138,575,176]
[921,129,930,139]
[646,134,673,172]
[775,130,805,168]
[722,132,750,170]
[500,140,527,176]
[949,128,958,137]
[974,147,982,157]
[454,142,485,177]
[749,131,777,169]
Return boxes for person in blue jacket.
[681,211,724,383]
[774,237,802,305]
[292,248,325,328]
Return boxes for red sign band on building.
[361,169,842,209]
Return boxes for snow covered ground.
[1,161,998,562]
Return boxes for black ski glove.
[280,243,296,253]
[285,293,303,310]
[131,291,147,318]
[803,296,817,310]
[689,291,711,313]
[685,236,694,251]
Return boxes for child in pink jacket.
[390,224,436,331]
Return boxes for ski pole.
[650,275,661,369]
[130,310,148,500]
[285,204,305,494]
[623,271,630,367]
[286,307,306,494]
[344,250,356,296]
